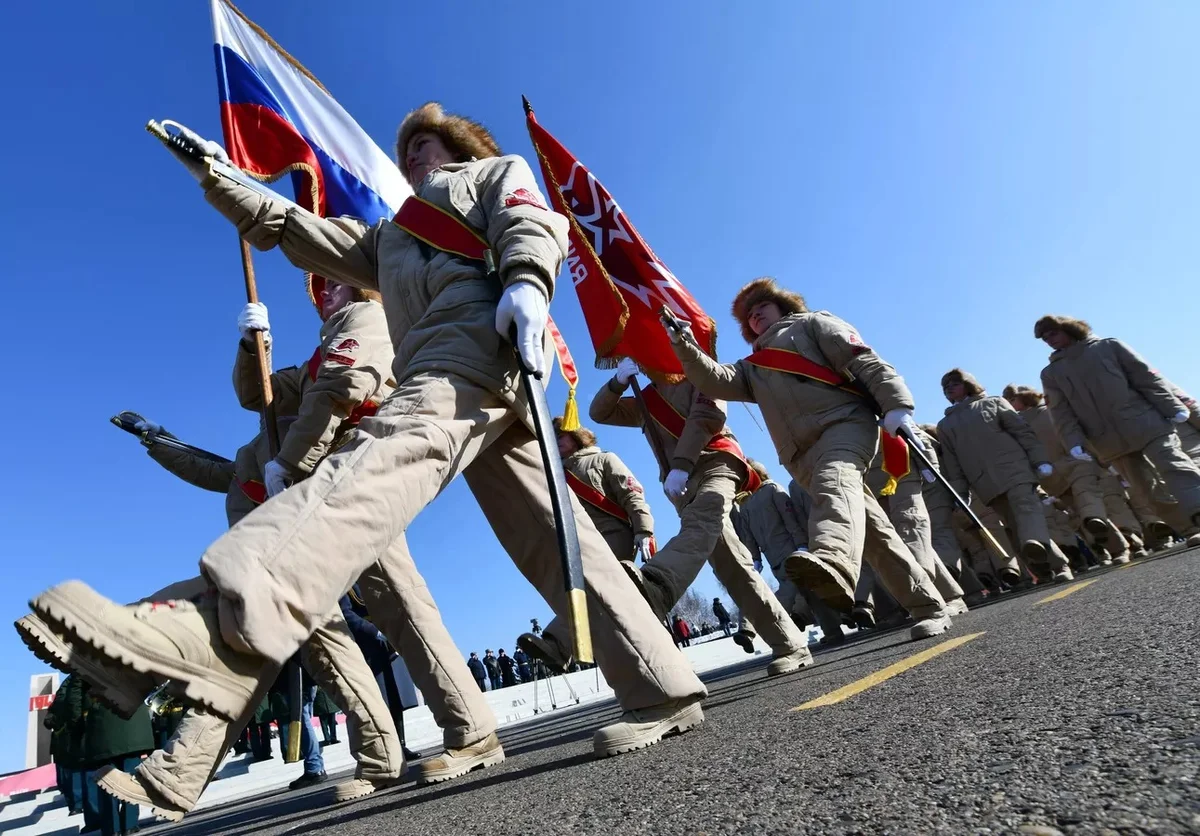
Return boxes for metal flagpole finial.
[522,95,534,116]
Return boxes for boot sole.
[31,582,253,722]
[783,555,854,614]
[731,633,755,654]
[516,634,570,674]
[95,766,187,823]
[413,746,505,786]
[620,563,671,622]
[593,702,705,758]
[14,616,152,719]
[1082,518,1110,544]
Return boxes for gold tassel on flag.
[561,384,581,432]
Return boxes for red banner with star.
[524,100,717,381]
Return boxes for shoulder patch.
[625,475,644,494]
[503,188,547,210]
[326,353,356,367]
[335,338,360,352]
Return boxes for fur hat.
[919,423,940,441]
[1033,314,1091,341]
[731,278,808,344]
[553,416,596,450]
[395,103,501,185]
[940,368,985,397]
[746,459,771,484]
[1002,384,1044,407]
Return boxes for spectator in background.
[483,650,502,691]
[497,649,518,688]
[712,598,733,637]
[513,647,532,682]
[672,615,692,648]
[45,674,86,817]
[249,694,274,761]
[314,688,340,747]
[467,652,488,692]
[84,683,156,835]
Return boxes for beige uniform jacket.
[936,395,1048,505]
[1040,337,1184,461]
[1021,403,1097,497]
[205,156,568,425]
[589,378,735,479]
[670,312,912,466]
[563,446,655,537]
[233,302,396,475]
[730,480,807,571]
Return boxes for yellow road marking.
[1032,578,1099,606]
[791,632,985,711]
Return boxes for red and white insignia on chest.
[504,188,547,210]
[335,338,360,352]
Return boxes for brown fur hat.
[1033,314,1091,341]
[746,459,771,483]
[553,416,596,450]
[1002,384,1044,408]
[396,103,501,185]
[731,278,808,344]
[940,368,985,397]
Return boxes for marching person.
[864,426,968,614]
[1003,384,1129,562]
[1035,314,1200,548]
[662,277,951,641]
[30,103,707,760]
[588,359,814,677]
[1098,469,1150,560]
[937,369,1074,583]
[518,419,656,669]
[731,464,846,645]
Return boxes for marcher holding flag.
[524,103,812,678]
[660,278,954,641]
[31,94,708,760]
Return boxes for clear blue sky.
[2,1,1198,773]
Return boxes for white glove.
[162,121,231,182]
[133,418,162,437]
[238,303,271,346]
[1172,410,1190,424]
[263,460,292,498]
[664,469,689,501]
[1041,495,1057,506]
[1069,446,1093,462]
[615,357,641,386]
[495,282,548,378]
[1036,463,1054,477]
[634,533,653,549]
[881,409,915,438]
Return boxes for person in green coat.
[82,685,155,835]
[313,688,341,746]
[46,675,87,816]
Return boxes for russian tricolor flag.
[211,0,410,225]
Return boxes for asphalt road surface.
[148,548,1199,836]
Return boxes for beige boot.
[516,632,570,673]
[413,732,505,785]
[619,563,673,623]
[593,698,705,758]
[910,613,952,641]
[333,775,405,802]
[15,614,155,718]
[943,598,969,616]
[30,581,263,721]
[766,646,813,677]
[96,766,188,823]
[783,552,854,614]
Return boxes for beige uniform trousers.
[1111,432,1200,535]
[879,480,964,603]
[954,502,1019,582]
[1099,471,1144,539]
[922,489,984,596]
[786,422,946,619]
[635,459,807,656]
[200,372,705,713]
[988,486,1070,573]
[136,610,401,812]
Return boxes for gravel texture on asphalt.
[145,548,1200,836]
